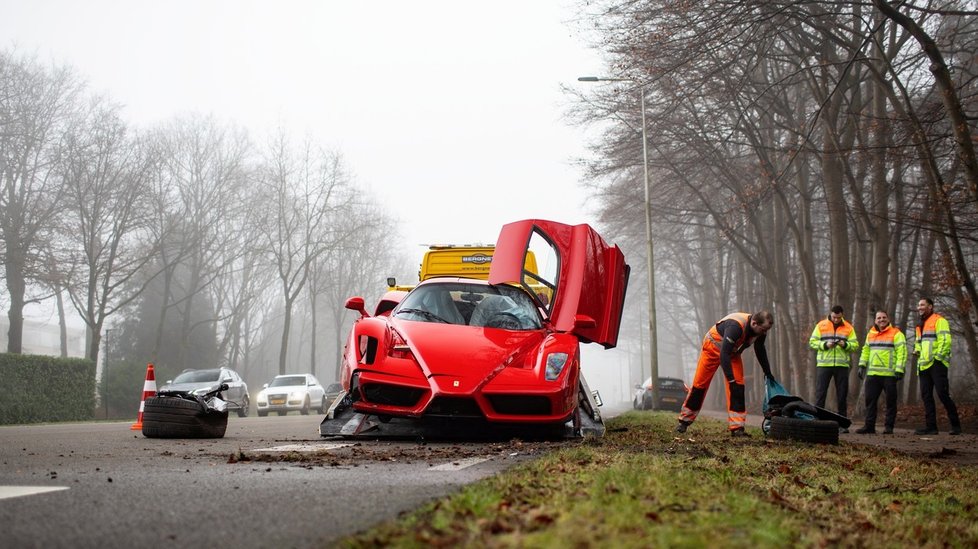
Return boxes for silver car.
[160,367,251,417]
[256,374,327,416]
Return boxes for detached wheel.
[769,415,839,445]
[142,396,228,438]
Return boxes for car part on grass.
[768,415,840,445]
[761,378,849,443]
[141,384,229,439]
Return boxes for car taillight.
[387,328,412,359]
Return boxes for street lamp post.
[578,76,660,407]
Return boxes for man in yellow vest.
[855,310,905,434]
[914,298,961,435]
[809,305,859,432]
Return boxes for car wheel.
[257,410,268,417]
[141,396,228,438]
[237,396,250,418]
[768,415,839,445]
[300,396,310,415]
[278,411,288,416]
[318,397,327,414]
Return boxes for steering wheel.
[486,312,521,330]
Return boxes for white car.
[256,374,327,416]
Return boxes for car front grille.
[362,383,425,407]
[486,395,552,416]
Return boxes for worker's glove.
[839,340,847,349]
[895,372,904,381]
[858,367,866,380]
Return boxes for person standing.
[809,305,859,431]
[914,298,961,435]
[855,311,906,435]
[676,311,776,437]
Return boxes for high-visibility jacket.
[915,313,951,372]
[809,317,859,368]
[858,325,906,377]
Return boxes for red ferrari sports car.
[320,219,629,438]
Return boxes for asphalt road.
[0,414,557,548]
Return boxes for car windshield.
[269,376,306,387]
[394,282,542,330]
[172,369,220,383]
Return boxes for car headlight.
[545,353,569,381]
[257,391,267,404]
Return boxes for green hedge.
[0,353,97,424]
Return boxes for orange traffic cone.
[131,363,157,430]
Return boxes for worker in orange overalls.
[676,311,776,437]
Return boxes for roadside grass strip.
[339,411,978,548]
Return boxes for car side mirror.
[387,277,397,288]
[573,314,596,330]
[345,296,368,318]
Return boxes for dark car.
[160,367,250,417]
[633,376,688,412]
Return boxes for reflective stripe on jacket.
[707,313,752,353]
[915,313,951,372]
[808,318,859,368]
[858,325,906,377]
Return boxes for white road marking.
[252,443,352,452]
[428,456,492,471]
[0,486,69,501]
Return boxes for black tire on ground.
[318,397,327,414]
[257,410,268,417]
[141,396,228,438]
[237,396,250,418]
[768,415,839,445]
[278,411,288,416]
[300,396,310,415]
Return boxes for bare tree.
[257,133,353,375]
[60,97,156,361]
[0,51,84,353]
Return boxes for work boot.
[730,427,750,437]
[855,426,875,434]
[675,420,691,434]
[915,427,938,435]
[883,427,894,434]
[950,425,962,435]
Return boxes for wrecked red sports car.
[320,219,629,438]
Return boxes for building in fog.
[0,317,86,358]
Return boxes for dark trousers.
[919,361,960,429]
[815,367,849,416]
[863,376,897,430]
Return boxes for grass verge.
[338,411,978,548]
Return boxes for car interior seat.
[421,288,465,324]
